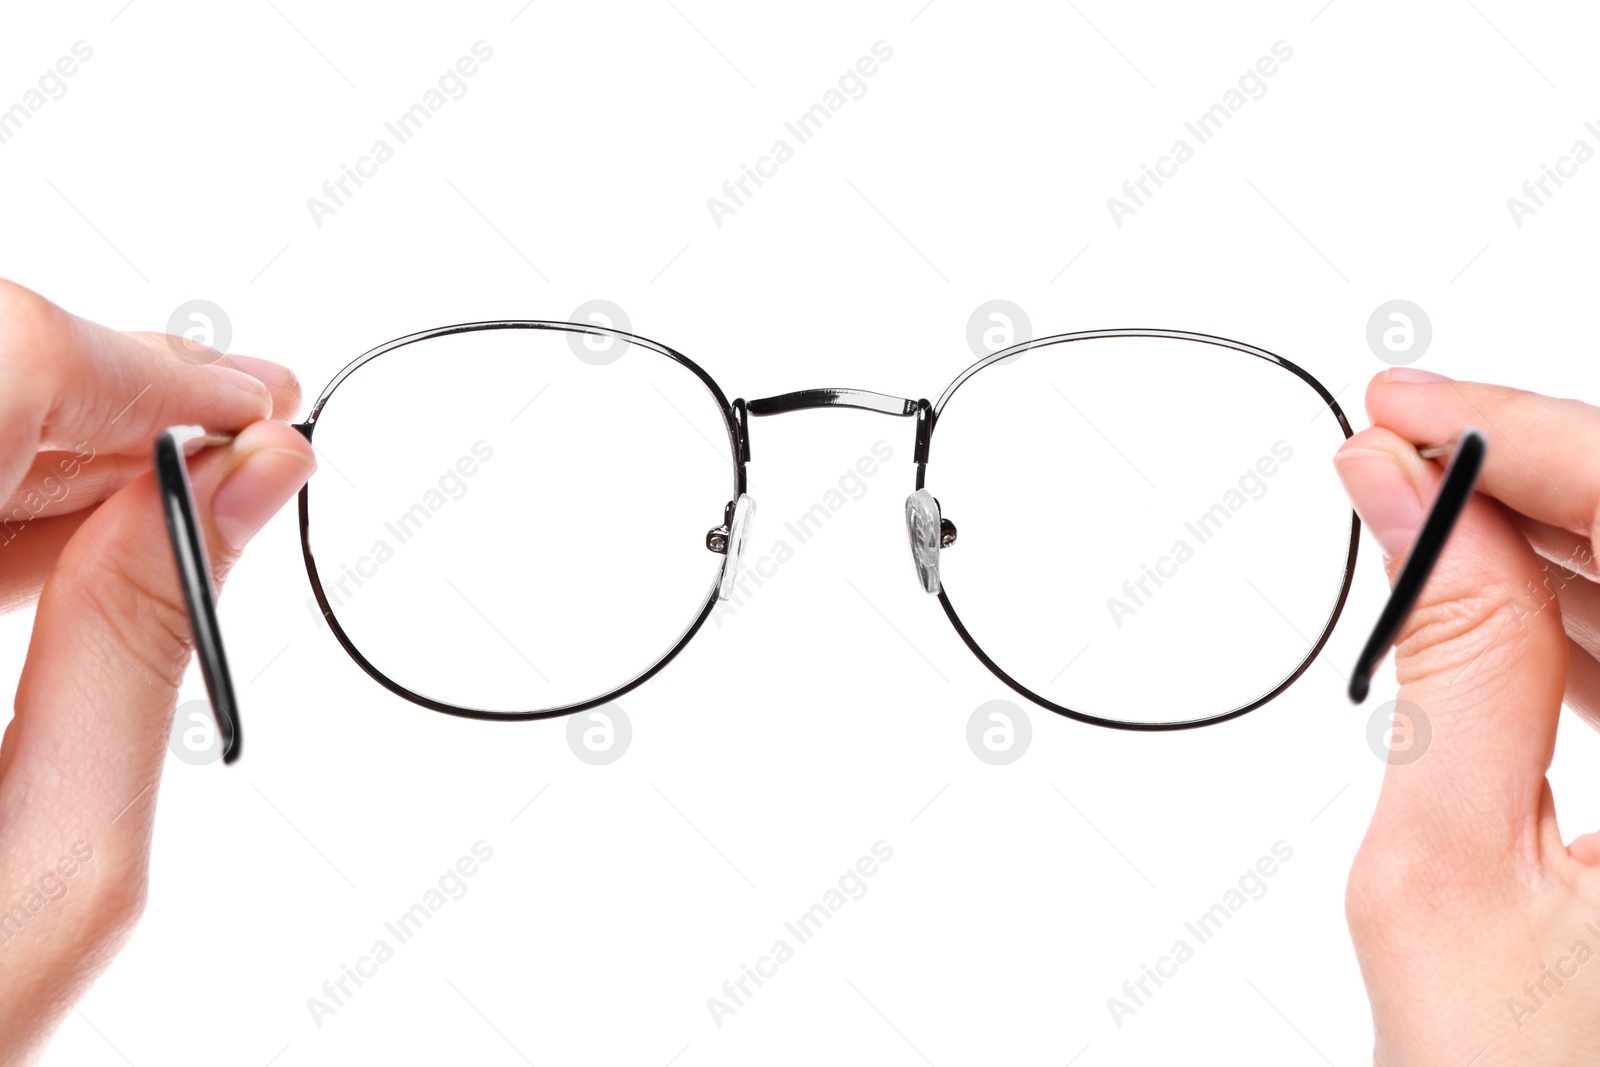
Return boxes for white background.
[3,1,1600,1063]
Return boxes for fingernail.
[1383,367,1451,384]
[211,423,316,551]
[220,354,299,394]
[207,364,273,407]
[1334,445,1425,561]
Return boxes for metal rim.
[924,327,1361,731]
[297,320,745,722]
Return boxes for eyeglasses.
[157,323,1483,763]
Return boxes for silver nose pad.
[711,493,756,601]
[905,489,943,594]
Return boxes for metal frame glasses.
[158,322,1484,763]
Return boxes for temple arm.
[154,427,243,763]
[1347,428,1487,703]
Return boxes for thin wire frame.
[160,320,1466,764]
[296,321,748,723]
[920,329,1363,732]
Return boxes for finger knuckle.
[279,366,303,409]
[81,853,150,940]
[1393,579,1531,688]
[70,551,196,689]
[1346,827,1475,942]
[1400,585,1508,649]
[0,279,57,334]
[0,281,66,397]
[20,842,152,966]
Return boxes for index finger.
[0,281,279,505]
[1365,368,1600,538]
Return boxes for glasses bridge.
[746,389,919,418]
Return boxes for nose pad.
[905,489,943,594]
[710,493,756,601]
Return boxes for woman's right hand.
[1337,368,1600,1064]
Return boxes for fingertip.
[1334,430,1433,562]
[1380,367,1452,384]
[220,354,303,419]
[1569,831,1600,868]
[1363,369,1457,428]
[210,421,315,552]
[1335,425,1409,461]
[204,364,274,419]
[230,417,313,457]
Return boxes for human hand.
[0,281,313,1063]
[1337,368,1600,1064]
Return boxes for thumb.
[1334,426,1566,848]
[0,420,312,977]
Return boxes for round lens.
[302,323,737,716]
[927,331,1354,727]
